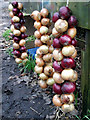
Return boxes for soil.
[1,1,82,120]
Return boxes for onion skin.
[39,73,48,80]
[60,93,75,104]
[67,28,77,38]
[31,10,41,21]
[41,18,50,26]
[19,39,26,46]
[34,30,41,39]
[10,25,15,32]
[34,39,42,47]
[53,61,63,73]
[12,16,20,22]
[34,65,43,74]
[52,12,60,23]
[52,28,62,38]
[13,43,20,49]
[41,35,50,43]
[43,53,52,62]
[46,39,53,46]
[68,16,77,28]
[20,26,26,33]
[53,49,63,61]
[70,49,77,58]
[48,45,54,53]
[9,11,14,18]
[36,49,42,58]
[62,45,75,57]
[15,58,22,64]
[71,38,77,47]
[52,95,62,107]
[53,38,62,48]
[44,66,54,76]
[8,4,13,11]
[13,30,21,36]
[39,45,48,54]
[47,78,55,85]
[39,80,47,89]
[53,72,64,84]
[53,83,62,94]
[18,3,23,10]
[21,52,28,59]
[34,21,41,30]
[61,104,75,113]
[61,69,74,80]
[40,26,48,35]
[36,58,44,67]
[70,71,78,82]
[55,19,68,33]
[40,8,49,18]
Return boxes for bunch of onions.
[31,8,54,89]
[9,2,28,64]
[52,6,78,113]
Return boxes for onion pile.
[31,8,54,88]
[8,2,28,64]
[52,6,78,113]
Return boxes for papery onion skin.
[13,30,21,36]
[40,26,48,35]
[13,43,20,49]
[67,28,77,39]
[53,49,63,61]
[34,30,41,39]
[34,21,41,30]
[15,58,22,64]
[52,28,62,38]
[31,10,41,21]
[36,58,44,67]
[44,66,54,76]
[34,65,43,74]
[19,39,26,46]
[34,39,42,47]
[70,71,78,82]
[41,35,50,43]
[48,45,54,53]
[71,38,77,47]
[52,95,62,107]
[21,52,28,59]
[39,45,48,54]
[18,3,23,10]
[20,26,26,33]
[61,104,75,113]
[9,11,14,18]
[8,4,13,11]
[43,53,52,62]
[53,72,64,84]
[39,73,48,80]
[41,18,50,26]
[47,78,55,85]
[40,8,49,18]
[70,49,77,58]
[53,38,62,48]
[39,80,47,89]
[12,16,20,22]
[52,12,60,23]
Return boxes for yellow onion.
[46,39,53,46]
[40,26,48,35]
[70,71,78,82]
[8,4,13,11]
[15,58,22,64]
[39,45,48,54]
[34,65,43,74]
[34,39,42,47]
[23,58,28,65]
[53,72,64,84]
[43,53,52,62]
[39,73,48,80]
[12,16,20,22]
[62,45,75,57]
[45,62,53,67]
[34,30,41,39]
[36,58,44,67]
[71,49,77,58]
[61,69,74,80]
[52,95,62,107]
[18,3,23,10]
[19,39,26,46]
[13,29,21,36]
[40,8,49,18]
[10,25,15,32]
[47,78,55,85]
[44,66,54,76]
[67,28,77,38]
[52,28,62,38]
[38,80,47,89]
[36,49,42,58]
[41,35,50,43]
[53,49,63,61]
[13,43,20,49]
[31,10,41,21]
[61,103,75,113]
[60,93,75,104]
[48,45,54,53]
[21,52,28,59]
[20,26,26,33]
[41,18,50,26]
[9,11,14,18]
[55,19,68,33]
[34,21,41,30]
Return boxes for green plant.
[2,29,12,41]
[6,47,14,57]
[18,55,35,73]
[74,92,78,107]
[26,35,35,42]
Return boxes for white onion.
[19,39,26,46]
[34,21,41,30]
[9,11,14,18]
[41,35,50,43]
[44,66,54,76]
[48,45,54,53]
[34,30,41,39]
[53,72,64,84]
[53,49,63,61]
[36,48,42,58]
[46,39,53,46]
[13,43,20,49]
[10,25,15,32]
[52,95,62,107]
[8,4,13,11]
[46,78,55,85]
[36,58,44,67]
[70,71,78,82]
[21,52,28,59]
[13,30,21,36]
[52,28,62,37]
[12,16,20,22]
[38,80,47,89]
[39,45,48,54]
[67,28,77,38]
[18,3,23,10]
[40,26,48,35]
[43,53,52,62]
[34,39,42,47]
[41,18,50,26]
[31,10,41,21]
[39,73,48,80]
[34,65,43,74]
[40,8,49,18]
[20,26,26,33]
[15,58,22,64]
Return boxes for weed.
[2,29,12,41]
[6,47,14,57]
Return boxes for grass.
[2,29,12,41]
[26,35,35,42]
[6,47,14,57]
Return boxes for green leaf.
[74,115,81,120]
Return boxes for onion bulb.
[41,35,50,43]
[21,52,28,59]
[36,48,42,58]
[34,30,41,39]
[61,68,74,80]
[71,49,77,58]
[61,104,75,113]
[36,58,44,67]
[15,58,22,64]
[40,8,49,18]
[38,80,47,89]
[8,4,13,11]
[34,21,41,30]
[9,11,14,18]
[34,39,42,47]
[19,39,26,46]
[13,43,20,49]
[55,19,68,33]
[31,10,41,21]
[62,45,75,57]
[18,3,23,10]
[39,45,48,54]
[34,65,43,74]
[12,16,20,22]
[40,26,48,35]
[52,28,62,38]
[20,26,26,33]
[41,18,50,26]
[10,25,15,32]
[67,28,77,38]
[44,66,54,76]
[47,78,55,85]
[45,62,53,67]
[46,39,53,46]
[60,93,75,104]
[70,71,78,82]
[52,95,62,107]
[53,49,63,61]
[13,30,21,36]
[43,53,52,62]
[48,45,54,53]
[53,72,64,84]
[39,73,48,80]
